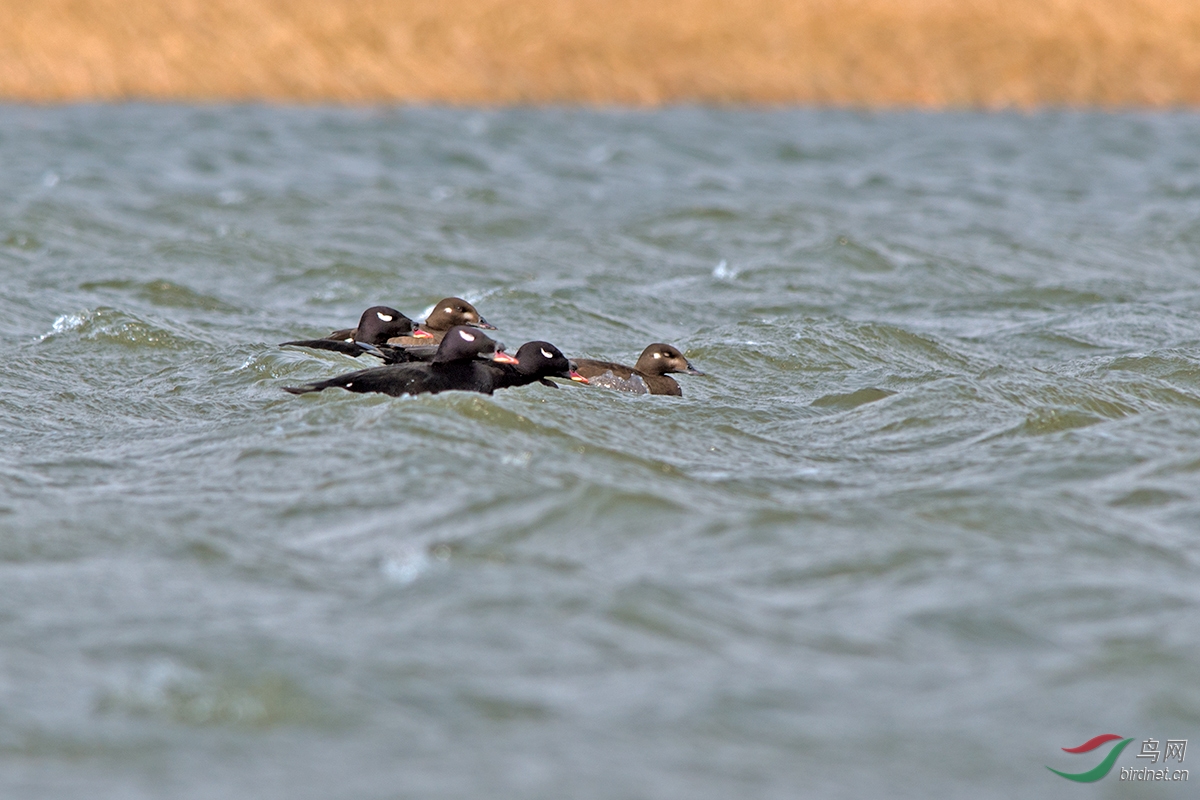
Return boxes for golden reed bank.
[3,0,1200,106]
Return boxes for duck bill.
[472,317,497,330]
[685,365,705,376]
[491,351,520,365]
[569,371,590,384]
[412,329,435,340]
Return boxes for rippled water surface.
[3,106,1200,798]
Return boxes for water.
[2,105,1199,798]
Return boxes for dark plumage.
[280,306,429,357]
[283,326,518,397]
[387,297,496,346]
[573,343,703,396]
[356,340,591,387]
[489,342,590,390]
[354,342,441,365]
[282,332,585,398]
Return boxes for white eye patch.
[376,312,393,322]
[540,348,554,359]
[444,307,453,313]
[653,352,662,358]
[458,330,476,342]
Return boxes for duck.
[280,306,429,356]
[303,298,502,364]
[284,326,518,397]
[572,343,703,396]
[348,340,594,392]
[283,330,588,398]
[490,342,590,390]
[386,297,496,346]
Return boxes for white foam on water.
[381,549,431,585]
[39,312,87,340]
[712,259,739,280]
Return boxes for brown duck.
[386,297,496,346]
[573,343,704,396]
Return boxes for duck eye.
[540,348,554,359]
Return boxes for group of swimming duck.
[280,297,704,398]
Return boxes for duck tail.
[282,383,324,395]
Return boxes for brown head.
[422,297,495,332]
[633,344,704,377]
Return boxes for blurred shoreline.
[4,0,1200,107]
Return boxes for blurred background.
[3,0,1200,106]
